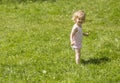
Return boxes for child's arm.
[70,28,78,45]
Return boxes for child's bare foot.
[76,60,80,64]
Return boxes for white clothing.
[70,24,83,49]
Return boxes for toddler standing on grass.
[70,10,87,64]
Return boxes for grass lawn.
[0,0,120,83]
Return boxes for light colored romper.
[71,24,83,49]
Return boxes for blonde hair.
[72,10,85,22]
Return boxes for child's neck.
[76,23,82,27]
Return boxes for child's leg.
[75,48,81,64]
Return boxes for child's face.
[76,17,85,25]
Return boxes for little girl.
[70,10,86,64]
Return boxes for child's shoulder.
[73,24,79,29]
[72,24,79,31]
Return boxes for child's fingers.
[83,32,89,36]
[71,42,75,46]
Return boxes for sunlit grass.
[0,0,120,82]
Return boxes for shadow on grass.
[81,57,110,65]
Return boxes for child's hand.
[71,41,75,46]
[83,32,89,36]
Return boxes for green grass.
[0,0,120,83]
